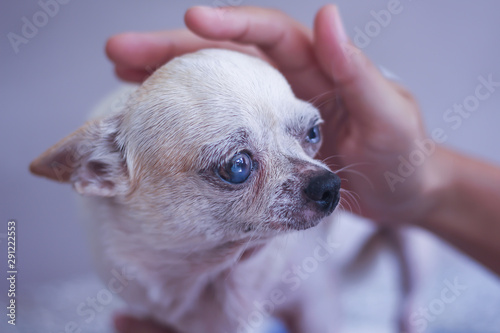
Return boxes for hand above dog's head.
[30,49,340,244]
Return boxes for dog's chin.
[276,205,339,231]
[268,213,328,232]
[288,216,325,231]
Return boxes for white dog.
[30,49,397,333]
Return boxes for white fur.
[32,49,346,333]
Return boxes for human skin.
[106,5,500,332]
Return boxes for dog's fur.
[30,49,345,333]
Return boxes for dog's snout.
[304,171,341,213]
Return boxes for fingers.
[106,6,334,99]
[313,5,400,123]
[185,6,312,71]
[114,66,152,83]
[114,314,180,333]
[106,30,266,82]
[185,6,333,100]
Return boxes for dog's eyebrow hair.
[287,114,322,137]
[199,128,251,166]
[309,115,322,127]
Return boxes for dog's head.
[30,49,340,243]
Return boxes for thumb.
[313,5,399,124]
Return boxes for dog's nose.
[304,171,341,213]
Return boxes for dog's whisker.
[306,90,338,106]
[320,155,340,166]
[336,168,374,190]
[321,154,351,169]
[339,198,352,214]
[333,162,370,174]
[340,189,362,214]
[340,187,361,200]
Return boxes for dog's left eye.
[306,125,321,144]
[218,152,253,184]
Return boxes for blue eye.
[306,125,321,144]
[219,152,253,184]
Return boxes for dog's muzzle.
[304,171,341,214]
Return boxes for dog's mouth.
[286,218,323,231]
[266,194,340,232]
[264,218,322,232]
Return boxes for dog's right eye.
[218,152,253,184]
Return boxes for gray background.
[1,0,499,330]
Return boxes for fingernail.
[191,5,212,10]
[191,5,232,21]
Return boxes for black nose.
[304,171,341,213]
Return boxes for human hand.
[106,5,446,225]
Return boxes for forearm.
[421,147,500,275]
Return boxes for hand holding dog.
[106,5,435,225]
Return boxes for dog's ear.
[30,115,129,197]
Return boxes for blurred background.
[1,0,499,332]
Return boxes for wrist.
[411,146,500,275]
[417,146,460,230]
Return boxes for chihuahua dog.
[30,49,344,333]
